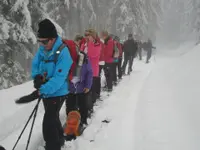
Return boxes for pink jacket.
[81,41,101,77]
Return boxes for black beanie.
[0,146,5,150]
[37,19,58,38]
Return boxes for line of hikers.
[14,19,155,150]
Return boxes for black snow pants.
[138,48,142,60]
[104,63,114,91]
[112,62,118,84]
[42,96,66,150]
[146,48,152,63]
[122,53,133,74]
[117,57,122,79]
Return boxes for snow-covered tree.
[0,0,162,89]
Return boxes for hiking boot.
[65,134,76,141]
[60,137,65,147]
[107,89,113,92]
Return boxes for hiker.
[81,29,101,111]
[98,36,105,98]
[100,31,116,92]
[66,35,93,128]
[143,39,156,63]
[122,34,138,74]
[32,19,72,150]
[137,40,142,60]
[112,36,123,83]
[115,37,123,80]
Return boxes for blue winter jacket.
[31,36,73,98]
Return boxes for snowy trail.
[2,44,200,150]
[73,60,153,150]
[0,59,153,150]
[134,46,200,150]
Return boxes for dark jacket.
[142,40,156,51]
[123,39,138,56]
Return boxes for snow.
[64,0,70,9]
[0,16,12,40]
[134,45,200,150]
[1,44,200,150]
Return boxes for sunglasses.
[37,39,50,45]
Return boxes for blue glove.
[114,58,118,63]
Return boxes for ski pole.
[12,98,41,150]
[25,98,41,150]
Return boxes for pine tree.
[0,0,163,89]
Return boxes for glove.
[83,88,90,93]
[99,61,105,65]
[15,90,39,104]
[34,74,44,89]
[114,59,118,63]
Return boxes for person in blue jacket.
[32,19,72,150]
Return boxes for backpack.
[113,41,120,58]
[64,110,81,137]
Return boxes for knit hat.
[128,33,133,38]
[37,19,58,38]
[0,146,5,150]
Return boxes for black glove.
[34,74,44,89]
[15,90,39,104]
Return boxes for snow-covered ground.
[134,44,200,150]
[0,44,200,150]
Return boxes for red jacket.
[103,37,114,63]
[79,38,86,48]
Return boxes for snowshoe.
[102,85,108,91]
[107,89,113,93]
[65,134,76,141]
[113,81,118,86]
[97,96,103,101]
[60,137,65,147]
[64,123,87,141]
[88,109,94,118]
[118,76,122,80]
[78,123,87,135]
